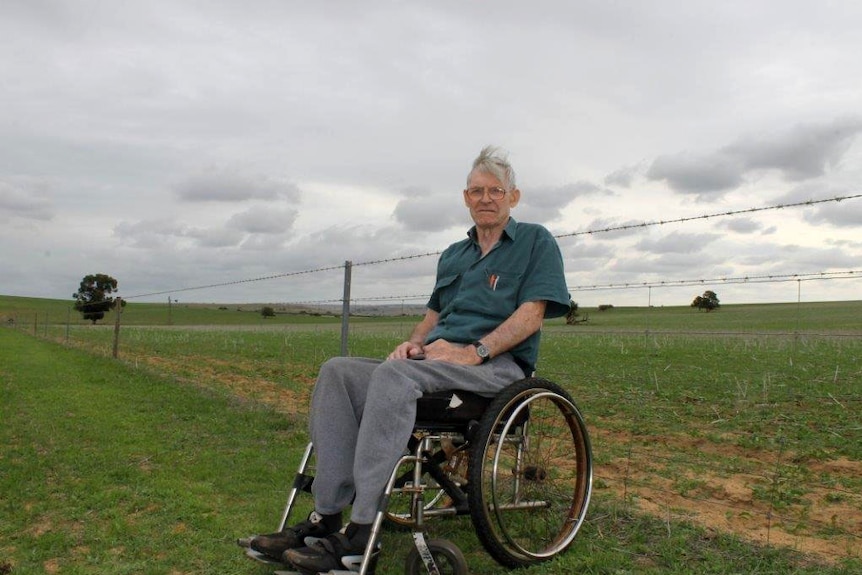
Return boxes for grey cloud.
[185,227,245,248]
[113,219,188,249]
[603,247,735,287]
[518,182,612,223]
[772,183,862,229]
[725,117,862,180]
[239,233,292,251]
[646,152,744,197]
[635,231,721,254]
[0,180,54,221]
[827,238,862,250]
[720,240,859,272]
[114,218,245,249]
[114,219,186,237]
[803,200,862,228]
[227,206,299,234]
[278,225,407,271]
[647,117,862,199]
[769,244,860,270]
[175,169,302,203]
[558,239,617,272]
[604,164,642,188]
[393,188,466,232]
[582,218,648,240]
[717,218,763,234]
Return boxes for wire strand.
[119,194,860,300]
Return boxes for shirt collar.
[467,217,519,243]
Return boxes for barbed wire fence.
[4,194,861,564]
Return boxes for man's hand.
[387,341,425,361]
[387,309,439,361]
[422,339,482,365]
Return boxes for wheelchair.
[238,377,592,575]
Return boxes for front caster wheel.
[405,538,468,575]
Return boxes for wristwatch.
[472,341,491,364]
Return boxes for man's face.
[463,170,520,230]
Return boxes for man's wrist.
[472,341,491,364]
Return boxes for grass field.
[4,294,862,332]
[1,295,860,574]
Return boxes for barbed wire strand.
[287,270,860,306]
[120,194,861,301]
[554,193,862,239]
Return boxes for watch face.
[476,344,490,358]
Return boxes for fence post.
[340,261,352,356]
[112,297,122,359]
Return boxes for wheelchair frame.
[239,377,592,575]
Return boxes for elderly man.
[251,146,571,573]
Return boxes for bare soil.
[593,428,861,562]
[128,353,861,563]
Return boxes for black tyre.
[404,538,468,575]
[466,378,592,567]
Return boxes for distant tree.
[261,306,276,319]
[566,300,589,325]
[691,290,720,312]
[72,274,118,324]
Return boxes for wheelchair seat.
[414,389,491,429]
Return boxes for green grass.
[4,294,862,333]
[2,296,861,574]
[554,300,862,333]
[0,328,310,574]
[0,295,412,329]
[3,328,859,575]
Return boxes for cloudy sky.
[2,0,861,308]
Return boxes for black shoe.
[283,524,375,574]
[249,511,339,561]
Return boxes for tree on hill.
[691,290,720,312]
[566,300,589,324]
[73,274,118,324]
[261,306,276,318]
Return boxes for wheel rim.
[484,390,592,560]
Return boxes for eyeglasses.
[465,186,507,201]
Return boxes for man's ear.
[463,189,471,207]
[509,188,521,207]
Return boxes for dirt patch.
[593,427,862,562]
[131,354,312,416]
[121,350,861,563]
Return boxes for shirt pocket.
[479,266,525,315]
[431,273,461,312]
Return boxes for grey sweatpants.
[308,354,525,524]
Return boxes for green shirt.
[425,218,570,374]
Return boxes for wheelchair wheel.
[467,378,592,567]
[404,538,468,575]
[385,460,449,528]
[386,440,469,528]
